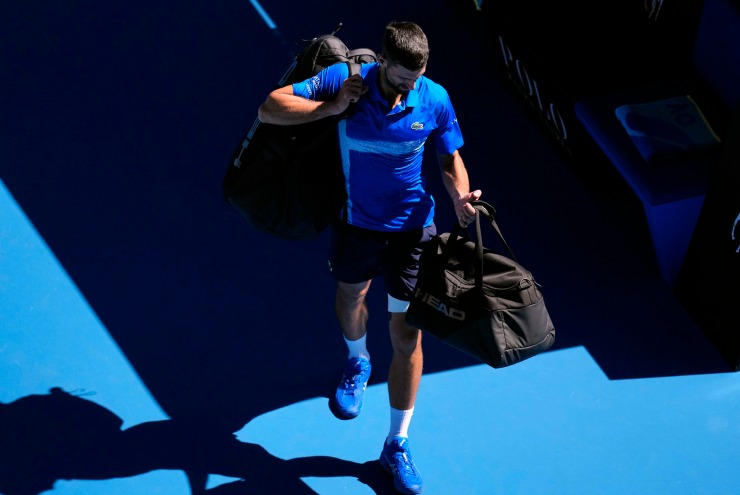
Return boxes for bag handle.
[470,200,518,263]
[444,200,520,289]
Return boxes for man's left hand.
[457,190,482,227]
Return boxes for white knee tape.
[388,293,410,313]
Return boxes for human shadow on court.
[0,387,399,495]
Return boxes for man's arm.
[438,150,483,227]
[258,73,368,126]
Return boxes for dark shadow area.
[0,0,732,492]
[0,388,399,495]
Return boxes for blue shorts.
[328,223,437,302]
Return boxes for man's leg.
[330,280,373,420]
[335,280,372,341]
[379,312,425,494]
[387,312,422,410]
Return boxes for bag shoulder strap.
[339,61,362,118]
[347,61,360,76]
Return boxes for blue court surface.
[1,1,739,494]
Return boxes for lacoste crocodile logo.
[411,122,424,130]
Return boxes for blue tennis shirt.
[292,62,464,231]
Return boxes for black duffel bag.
[406,201,556,368]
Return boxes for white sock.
[388,406,414,443]
[344,334,370,361]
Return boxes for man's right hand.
[337,73,368,110]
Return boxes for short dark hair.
[382,21,429,71]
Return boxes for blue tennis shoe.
[379,436,425,494]
[329,357,371,420]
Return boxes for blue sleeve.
[434,93,464,154]
[291,63,349,101]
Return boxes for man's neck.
[378,66,403,109]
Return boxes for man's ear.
[378,53,387,65]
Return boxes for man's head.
[381,21,429,72]
[379,21,429,95]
